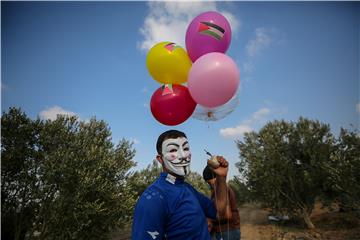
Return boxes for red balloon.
[150,84,197,126]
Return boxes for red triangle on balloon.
[198,22,210,32]
[162,84,174,95]
[165,43,174,52]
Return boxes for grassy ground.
[112,203,360,240]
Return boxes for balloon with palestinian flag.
[186,11,232,62]
[145,11,240,126]
[146,41,192,85]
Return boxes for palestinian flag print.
[164,43,180,52]
[162,84,173,95]
[198,21,225,41]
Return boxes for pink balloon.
[188,52,240,108]
[186,11,232,62]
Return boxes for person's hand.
[207,218,213,232]
[208,156,228,177]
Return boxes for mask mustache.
[172,157,190,165]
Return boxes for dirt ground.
[112,203,360,240]
[239,203,360,240]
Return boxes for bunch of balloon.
[186,11,240,120]
[147,42,197,126]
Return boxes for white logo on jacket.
[147,231,159,239]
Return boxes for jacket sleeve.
[131,188,167,240]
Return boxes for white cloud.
[242,27,278,77]
[220,124,252,139]
[39,106,77,121]
[242,61,255,74]
[141,86,148,93]
[252,107,270,121]
[131,138,140,144]
[220,107,271,139]
[1,82,7,91]
[357,102,360,114]
[138,2,240,52]
[246,27,273,57]
[83,118,91,124]
[221,11,241,36]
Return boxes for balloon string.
[227,187,229,240]
[212,171,230,240]
[206,117,210,129]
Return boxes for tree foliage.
[236,118,334,229]
[1,107,136,240]
[128,160,162,198]
[1,108,41,240]
[128,160,211,198]
[228,176,252,206]
[185,171,211,196]
[327,128,360,213]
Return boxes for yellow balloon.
[146,42,192,84]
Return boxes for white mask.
[161,137,191,176]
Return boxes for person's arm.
[228,186,238,212]
[209,156,231,219]
[228,186,241,224]
[131,189,166,240]
[221,192,233,220]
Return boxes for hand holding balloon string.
[204,149,228,177]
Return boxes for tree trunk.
[302,209,315,229]
[14,213,22,240]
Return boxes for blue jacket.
[132,172,216,239]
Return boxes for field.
[239,203,360,240]
[111,203,360,240]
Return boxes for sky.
[2,1,359,179]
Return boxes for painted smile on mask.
[161,137,191,176]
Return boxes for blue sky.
[2,1,359,179]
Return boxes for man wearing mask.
[131,130,230,240]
